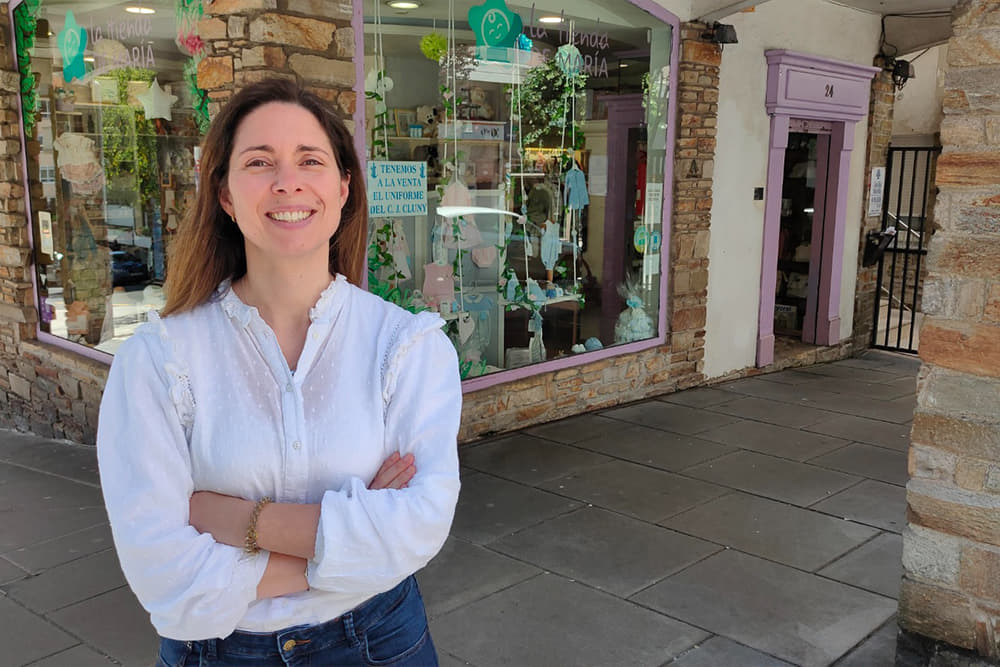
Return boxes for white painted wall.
[702,0,882,379]
[892,44,947,140]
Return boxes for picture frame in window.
[393,109,416,137]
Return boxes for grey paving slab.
[797,364,904,384]
[0,596,78,666]
[0,555,29,585]
[792,376,916,401]
[820,533,903,600]
[810,443,909,486]
[0,437,100,486]
[812,392,916,424]
[25,644,115,666]
[417,537,540,618]
[1,505,110,555]
[663,492,878,572]
[752,370,834,386]
[833,617,898,667]
[431,573,709,667]
[459,433,611,485]
[671,636,793,667]
[719,377,843,405]
[705,396,835,429]
[835,354,904,371]
[540,460,728,522]
[804,413,912,451]
[523,413,622,444]
[437,650,475,667]
[491,506,719,597]
[3,549,126,613]
[657,386,736,408]
[600,400,741,435]
[3,523,114,574]
[683,451,861,507]
[48,586,158,667]
[450,473,580,545]
[696,419,848,461]
[812,479,908,533]
[571,424,735,472]
[633,549,897,667]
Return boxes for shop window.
[364,1,674,380]
[13,0,205,353]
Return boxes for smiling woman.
[96,78,461,665]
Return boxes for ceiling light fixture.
[387,0,421,9]
[538,16,563,24]
[125,6,156,14]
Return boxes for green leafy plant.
[13,0,41,137]
[100,68,160,208]
[511,59,587,150]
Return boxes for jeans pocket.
[362,581,432,665]
[156,639,193,667]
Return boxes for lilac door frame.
[756,50,880,367]
[600,94,645,342]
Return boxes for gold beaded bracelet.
[244,496,272,555]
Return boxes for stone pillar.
[852,68,896,350]
[898,0,1000,663]
[669,22,719,386]
[197,0,356,121]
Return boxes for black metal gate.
[871,145,940,353]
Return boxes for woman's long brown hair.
[162,78,367,316]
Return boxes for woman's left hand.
[189,491,254,549]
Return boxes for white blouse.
[97,275,462,640]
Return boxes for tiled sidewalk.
[0,350,919,666]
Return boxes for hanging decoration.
[13,0,41,137]
[175,0,210,133]
[420,33,448,62]
[137,79,178,121]
[58,11,89,83]
[467,0,523,48]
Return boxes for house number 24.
[824,84,835,98]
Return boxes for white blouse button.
[285,383,293,392]
[292,440,301,450]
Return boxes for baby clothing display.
[614,281,655,344]
[53,132,105,195]
[564,166,589,211]
[540,221,561,272]
[422,262,455,308]
[440,180,483,248]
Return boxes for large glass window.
[14,0,204,353]
[364,0,673,379]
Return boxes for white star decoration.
[137,78,177,121]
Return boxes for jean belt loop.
[204,637,219,662]
[343,611,359,647]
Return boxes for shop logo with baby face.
[468,0,523,48]
[57,11,89,82]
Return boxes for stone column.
[669,22,720,386]
[851,68,895,350]
[196,0,357,121]
[898,0,1000,663]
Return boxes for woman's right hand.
[368,452,416,490]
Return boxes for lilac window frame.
[9,0,114,363]
[756,50,879,368]
[353,0,681,393]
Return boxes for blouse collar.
[218,274,348,327]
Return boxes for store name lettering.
[523,4,611,78]
[85,16,156,69]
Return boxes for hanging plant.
[13,0,41,137]
[101,68,161,208]
[512,58,587,150]
[420,33,448,62]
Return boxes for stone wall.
[460,23,719,441]
[899,0,1000,661]
[197,0,356,120]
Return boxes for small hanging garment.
[564,167,589,210]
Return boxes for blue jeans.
[157,576,437,666]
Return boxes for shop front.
[1,0,704,443]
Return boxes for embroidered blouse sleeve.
[97,325,269,640]
[308,313,461,593]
